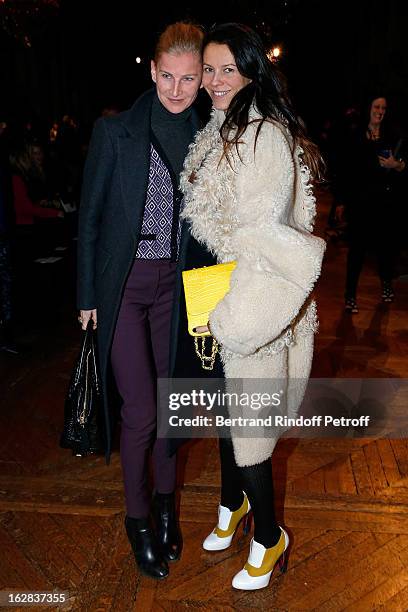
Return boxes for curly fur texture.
[181,107,326,466]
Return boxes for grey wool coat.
[180,107,326,466]
[77,89,200,460]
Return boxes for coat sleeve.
[209,122,326,356]
[77,118,114,310]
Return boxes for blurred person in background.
[9,143,63,259]
[0,120,17,353]
[10,143,63,224]
[335,94,406,313]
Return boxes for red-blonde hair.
[154,22,204,62]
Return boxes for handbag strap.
[194,336,219,371]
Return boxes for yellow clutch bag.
[182,261,237,337]
[182,261,237,370]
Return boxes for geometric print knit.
[135,143,181,260]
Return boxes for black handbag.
[60,319,104,456]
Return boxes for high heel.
[242,508,253,535]
[232,527,289,590]
[125,516,169,579]
[203,492,251,551]
[152,491,182,562]
[278,549,288,573]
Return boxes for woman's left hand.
[378,154,405,171]
[194,325,209,334]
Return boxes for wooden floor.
[1,188,407,611]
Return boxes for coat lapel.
[118,136,150,239]
[118,90,153,239]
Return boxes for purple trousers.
[111,259,177,518]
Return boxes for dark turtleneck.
[150,93,194,183]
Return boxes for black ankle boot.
[124,516,169,579]
[152,492,182,562]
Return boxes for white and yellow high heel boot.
[203,492,252,551]
[232,526,289,590]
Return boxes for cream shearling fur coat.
[180,107,326,467]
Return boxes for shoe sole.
[232,572,272,590]
[165,553,181,562]
[137,566,169,580]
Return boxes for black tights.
[219,437,281,548]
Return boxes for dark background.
[1,0,408,136]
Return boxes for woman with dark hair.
[171,23,325,590]
[337,94,406,313]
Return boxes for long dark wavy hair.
[204,23,323,178]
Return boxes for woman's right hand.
[78,309,97,330]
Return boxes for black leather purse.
[60,320,103,456]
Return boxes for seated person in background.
[10,144,63,226]
[10,144,64,259]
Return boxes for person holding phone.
[336,94,406,313]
